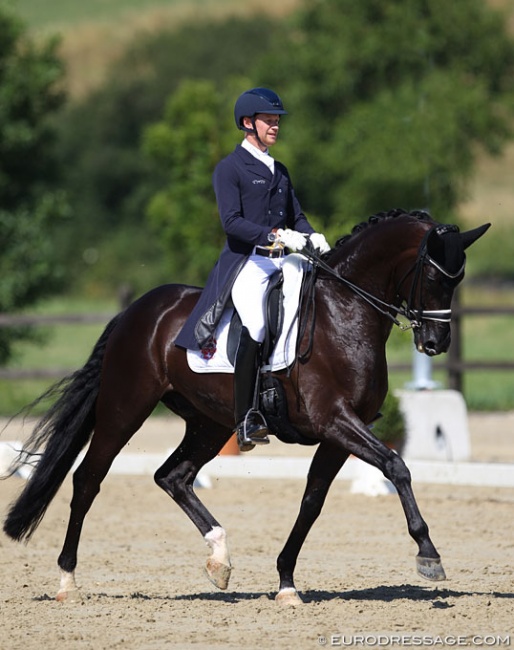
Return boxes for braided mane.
[333,208,433,250]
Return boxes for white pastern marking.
[204,526,230,565]
[58,569,77,594]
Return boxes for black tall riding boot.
[233,327,270,452]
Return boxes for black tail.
[2,314,122,542]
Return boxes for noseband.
[301,224,465,331]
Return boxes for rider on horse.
[174,87,330,452]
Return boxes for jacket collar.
[235,144,273,180]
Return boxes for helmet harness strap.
[250,116,266,148]
[240,116,265,148]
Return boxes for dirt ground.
[0,413,513,650]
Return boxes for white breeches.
[231,253,285,343]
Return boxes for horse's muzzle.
[416,330,451,356]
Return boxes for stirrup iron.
[235,409,270,452]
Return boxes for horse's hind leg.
[56,426,140,601]
[154,416,233,590]
[56,396,160,601]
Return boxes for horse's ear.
[460,223,491,250]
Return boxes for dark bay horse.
[3,209,489,605]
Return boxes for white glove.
[275,228,307,251]
[309,232,331,254]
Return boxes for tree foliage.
[257,0,514,232]
[143,79,239,284]
[0,7,68,362]
[26,0,514,296]
[53,17,282,291]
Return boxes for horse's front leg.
[276,442,349,606]
[334,412,446,582]
[384,452,446,580]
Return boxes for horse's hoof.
[275,588,304,606]
[205,558,232,590]
[416,556,446,581]
[56,588,83,603]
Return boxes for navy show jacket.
[174,144,315,351]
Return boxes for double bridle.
[301,224,465,332]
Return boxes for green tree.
[143,79,237,284]
[258,0,514,233]
[0,7,68,362]
[54,17,282,291]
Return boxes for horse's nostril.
[424,342,437,356]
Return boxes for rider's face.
[244,113,280,150]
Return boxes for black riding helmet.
[234,87,288,133]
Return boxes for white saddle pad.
[186,254,309,373]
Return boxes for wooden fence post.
[448,287,462,392]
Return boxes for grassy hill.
[460,142,514,227]
[13,0,300,97]
[13,0,299,29]
[14,0,196,28]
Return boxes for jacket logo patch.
[252,179,266,184]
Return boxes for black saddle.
[226,268,318,447]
